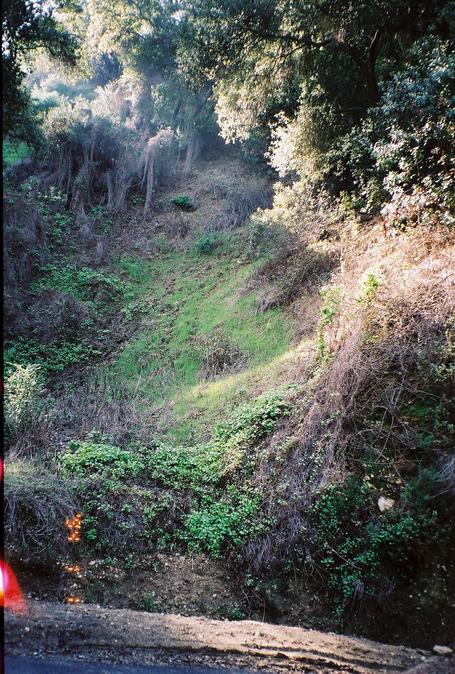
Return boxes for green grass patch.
[110,249,295,411]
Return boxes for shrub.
[246,218,292,259]
[32,264,125,302]
[196,329,245,379]
[149,440,225,493]
[310,472,447,609]
[171,194,196,211]
[330,37,455,226]
[316,287,342,358]
[216,390,292,444]
[4,337,99,374]
[358,272,379,305]
[4,364,45,438]
[78,481,175,555]
[191,233,223,255]
[150,391,291,497]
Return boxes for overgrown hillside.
[3,0,455,653]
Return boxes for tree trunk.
[184,130,202,175]
[343,29,382,108]
[366,64,380,107]
[366,29,382,107]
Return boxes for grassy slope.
[5,157,454,647]
[108,247,296,443]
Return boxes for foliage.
[60,439,145,478]
[32,264,125,302]
[4,337,98,374]
[183,488,261,557]
[70,474,174,555]
[2,139,30,167]
[145,390,291,556]
[57,390,290,558]
[316,287,342,358]
[4,364,45,438]
[171,194,196,211]
[150,440,225,493]
[216,390,291,444]
[310,471,448,610]
[2,0,78,141]
[358,273,379,305]
[150,390,291,494]
[331,37,455,225]
[191,233,223,255]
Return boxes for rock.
[378,496,395,512]
[433,645,453,656]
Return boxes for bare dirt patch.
[5,600,439,673]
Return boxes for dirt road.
[4,600,452,673]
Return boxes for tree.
[2,0,79,140]
[81,0,218,162]
[183,0,451,108]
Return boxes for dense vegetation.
[3,0,454,648]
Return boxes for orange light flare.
[65,595,82,604]
[65,512,83,543]
[63,565,82,574]
[0,561,27,614]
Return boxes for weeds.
[310,471,446,611]
[196,329,245,379]
[183,488,261,557]
[32,264,125,303]
[60,439,145,478]
[316,287,342,358]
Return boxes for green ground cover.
[109,248,295,441]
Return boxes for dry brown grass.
[4,457,79,567]
[243,223,455,572]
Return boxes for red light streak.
[0,561,27,614]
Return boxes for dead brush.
[52,373,159,447]
[243,233,455,575]
[141,129,179,216]
[253,247,336,312]
[202,173,272,232]
[4,457,79,567]
[3,191,50,335]
[21,290,89,343]
[196,330,247,381]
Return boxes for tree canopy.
[2,0,79,139]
